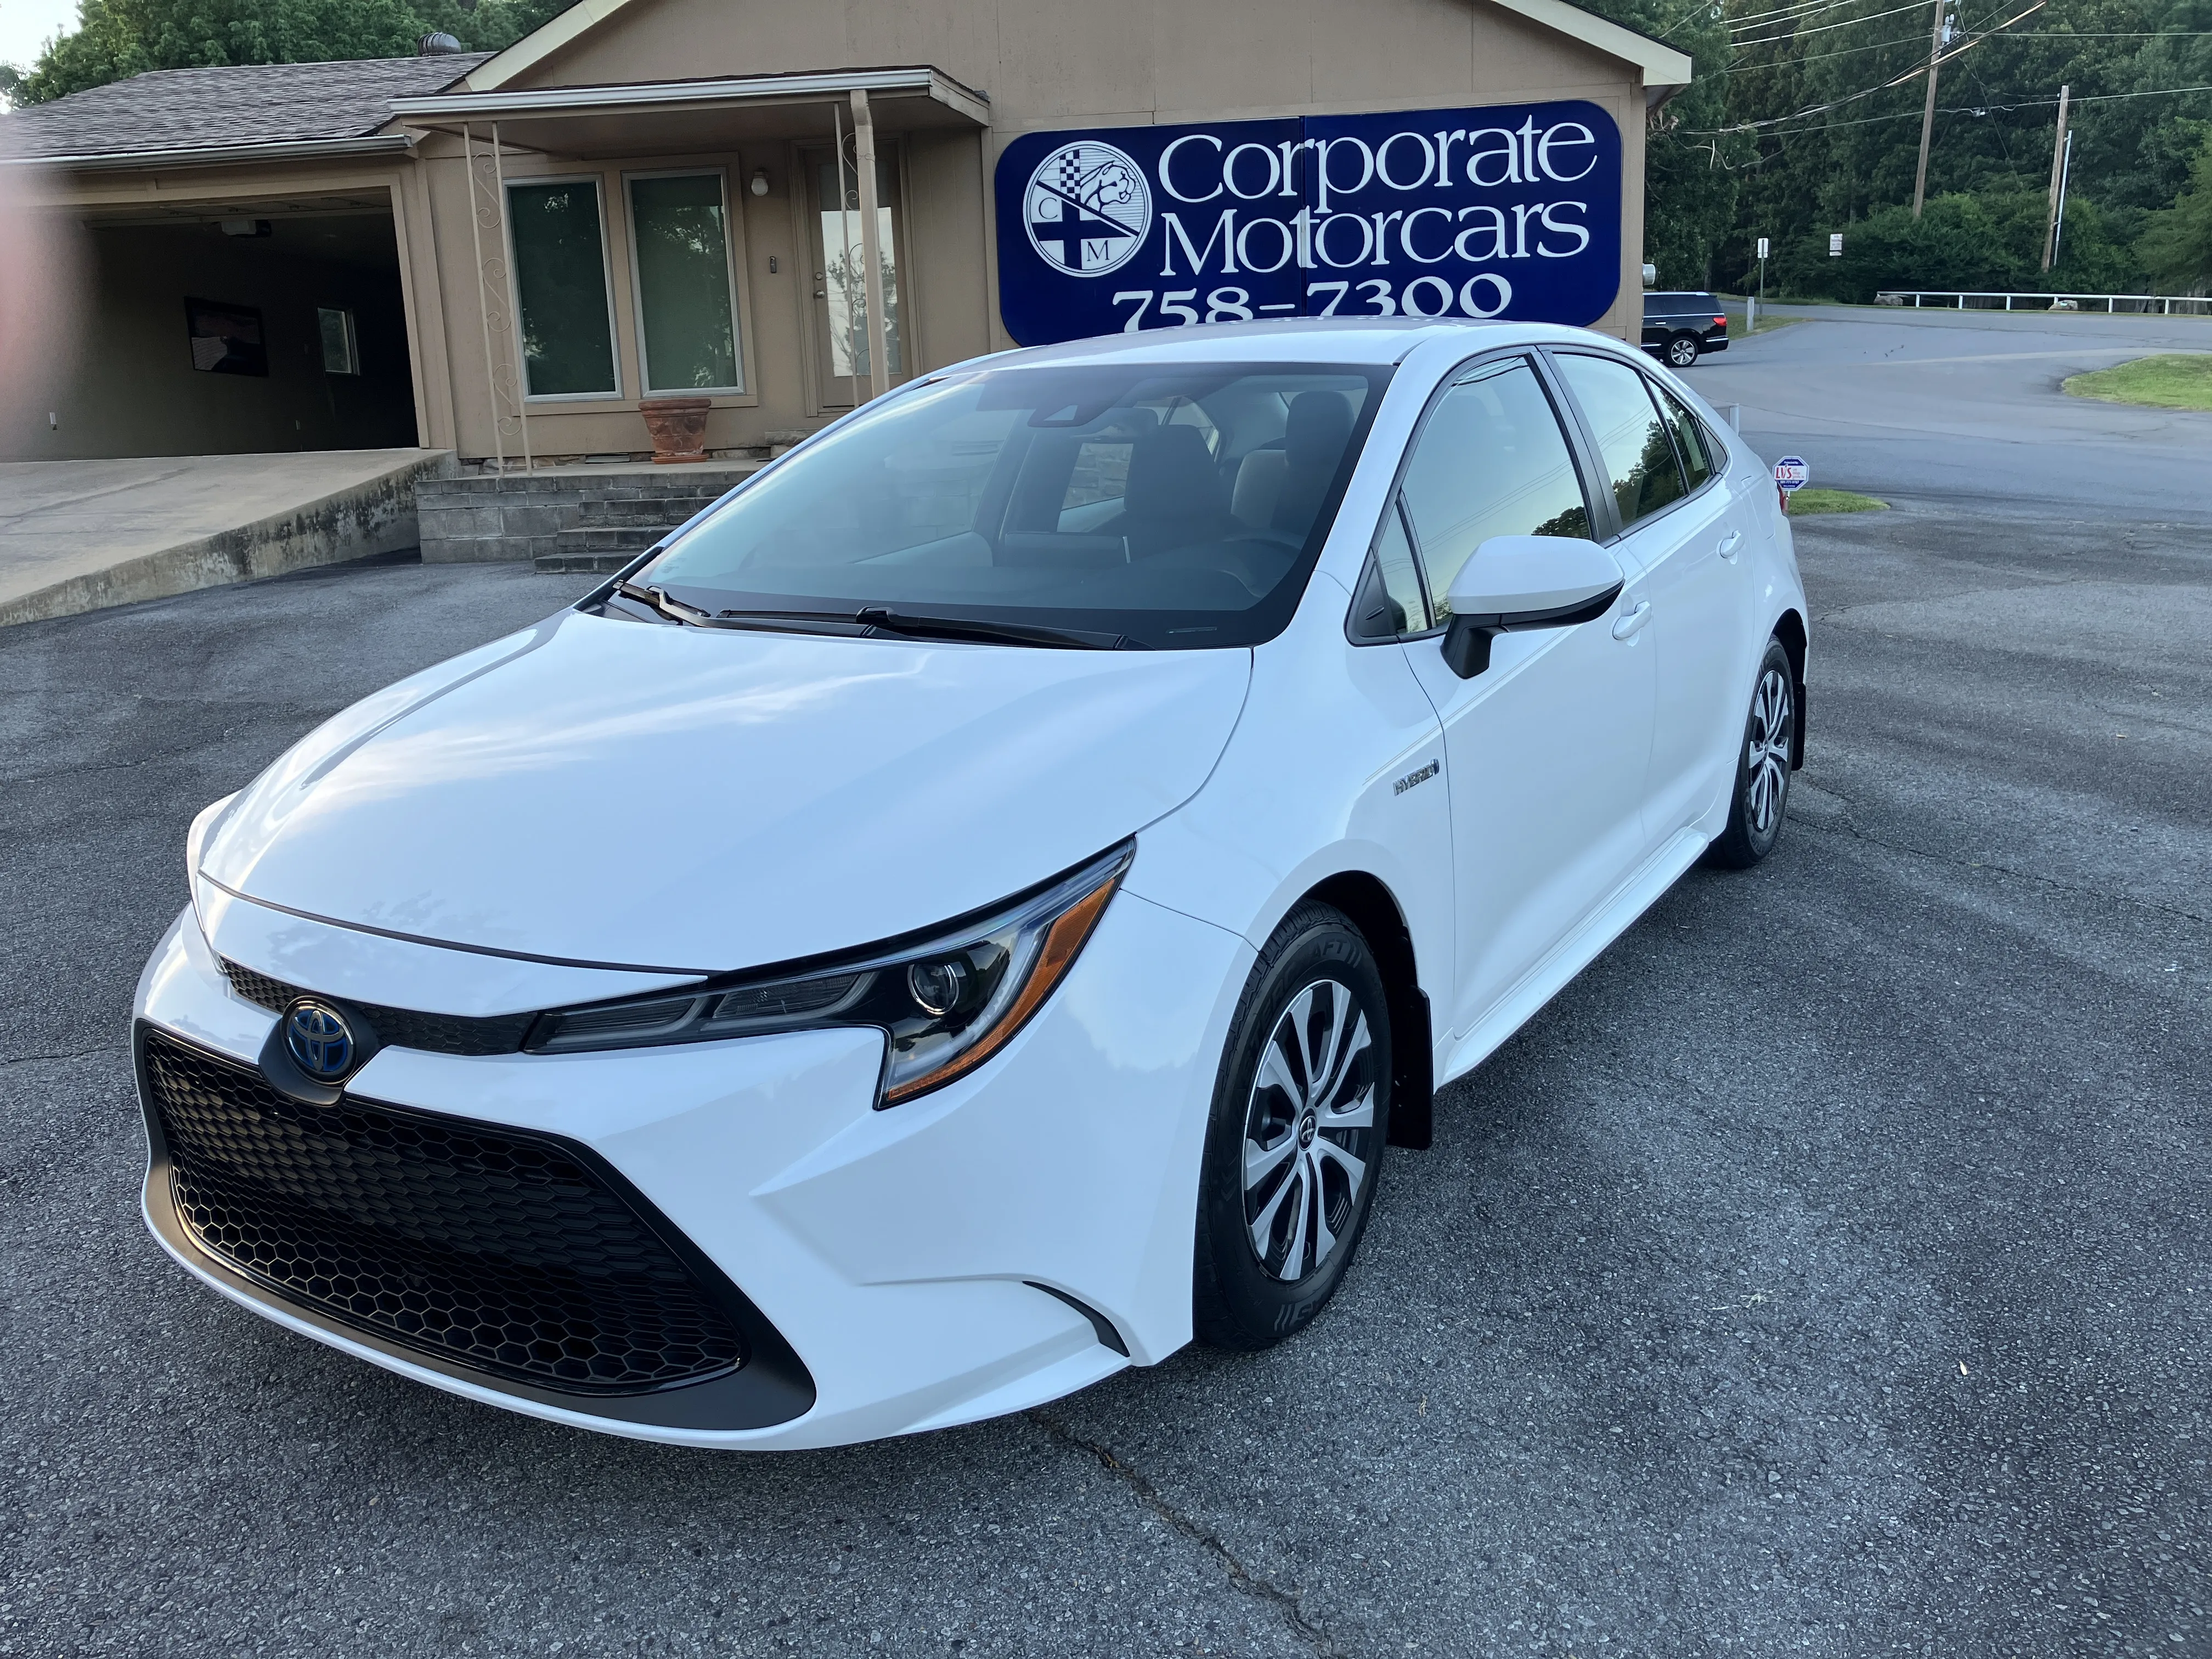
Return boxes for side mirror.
[1440,535,1626,679]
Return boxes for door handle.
[1611,600,1652,641]
[1717,529,1743,562]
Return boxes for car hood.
[202,610,1251,974]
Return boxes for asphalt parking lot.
[3,320,2209,1658]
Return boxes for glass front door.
[807,145,905,405]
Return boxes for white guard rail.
[1876,290,2212,315]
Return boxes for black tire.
[1193,903,1391,1351]
[1705,636,1796,870]
[1665,332,1701,369]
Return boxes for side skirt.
[1435,827,1708,1089]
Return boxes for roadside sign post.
[1751,235,1769,331]
[1775,455,1809,513]
[1829,233,1844,259]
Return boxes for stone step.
[535,551,634,574]
[558,524,667,554]
[577,496,719,527]
[417,460,761,565]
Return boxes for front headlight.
[528,842,1135,1105]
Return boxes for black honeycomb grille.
[140,1029,748,1394]
[217,957,534,1057]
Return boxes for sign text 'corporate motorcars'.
[994,101,1623,346]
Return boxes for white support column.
[851,88,891,402]
[492,122,531,473]
[462,125,505,472]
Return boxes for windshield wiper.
[614,585,1139,649]
[853,607,1142,651]
[612,579,716,625]
[610,582,861,638]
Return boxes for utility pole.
[1911,0,1948,218]
[2040,83,2072,271]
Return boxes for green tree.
[1715,0,2211,294]
[2135,126,2212,286]
[4,0,574,105]
[1773,184,2137,296]
[1581,0,1757,286]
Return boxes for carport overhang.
[383,64,990,159]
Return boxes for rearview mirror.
[1440,535,1626,679]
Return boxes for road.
[2,320,2209,1658]
[1697,303,2212,523]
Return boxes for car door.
[1549,350,1754,847]
[1379,352,1657,1043]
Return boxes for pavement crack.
[0,1047,110,1068]
[1028,1410,1350,1658]
[1787,809,2211,927]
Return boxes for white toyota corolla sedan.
[136,318,1805,1450]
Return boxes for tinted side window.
[1397,358,1590,614]
[1554,353,1687,531]
[1657,387,1713,492]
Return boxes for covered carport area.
[42,190,422,459]
[0,53,488,464]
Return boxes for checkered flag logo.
[1024,139,1153,278]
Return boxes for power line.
[1728,25,2212,63]
[1723,29,1954,67]
[1715,0,2046,128]
[1684,78,2212,136]
[1733,0,1952,49]
[1726,0,1889,33]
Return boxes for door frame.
[789,135,916,416]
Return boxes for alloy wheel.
[1667,335,1699,368]
[1746,664,1793,837]
[1242,979,1377,1282]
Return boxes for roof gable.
[463,0,1690,97]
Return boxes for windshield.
[636,362,1390,649]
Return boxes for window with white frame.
[628,172,744,394]
[506,178,620,398]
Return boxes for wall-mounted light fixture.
[749,169,770,197]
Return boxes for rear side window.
[1395,357,1591,614]
[1656,387,1714,492]
[1554,353,1687,532]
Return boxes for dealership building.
[1,0,1690,475]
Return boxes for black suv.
[1642,291,1729,369]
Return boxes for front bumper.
[133,884,1251,1449]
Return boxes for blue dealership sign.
[995,101,1622,346]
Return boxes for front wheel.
[1665,332,1701,369]
[1193,903,1391,1351]
[1705,637,1796,869]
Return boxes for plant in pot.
[638,396,712,463]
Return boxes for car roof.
[962,317,1586,372]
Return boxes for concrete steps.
[417,461,760,570]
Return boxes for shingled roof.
[0,53,491,162]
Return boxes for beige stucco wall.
[14,0,1657,467]
[514,0,1649,341]
[413,124,995,462]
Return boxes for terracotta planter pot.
[639,396,712,463]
